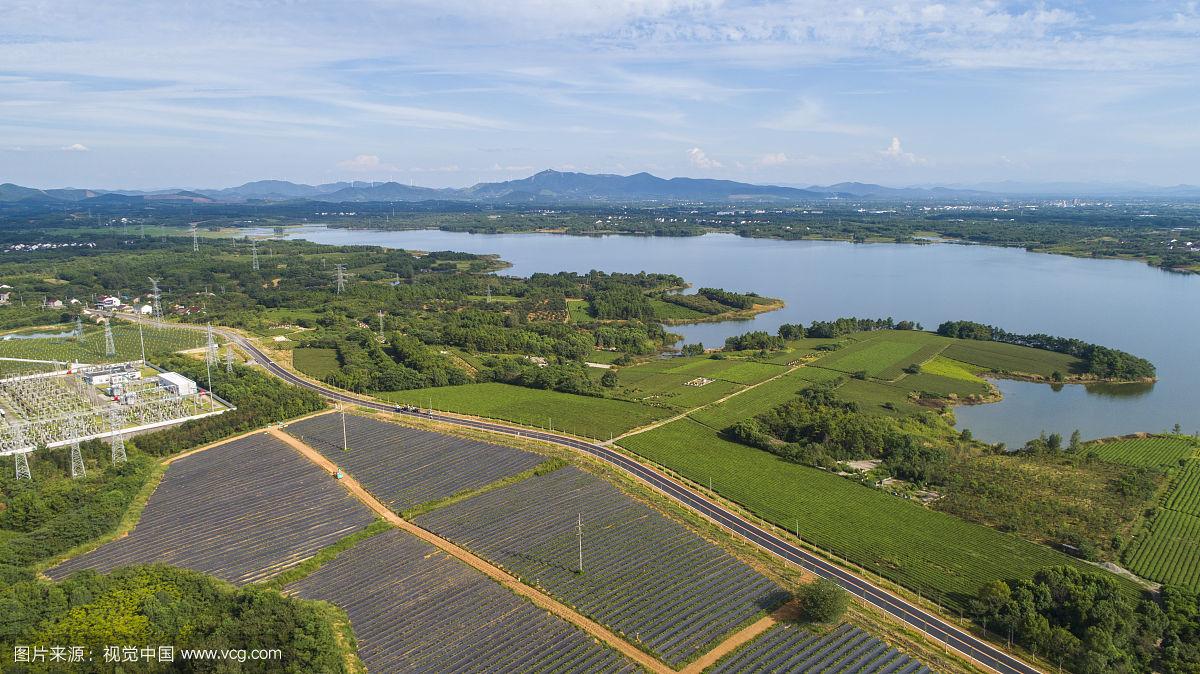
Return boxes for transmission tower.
[191,225,199,252]
[69,420,86,479]
[148,277,163,319]
[14,451,31,480]
[205,323,218,367]
[377,310,385,339]
[108,408,126,466]
[75,316,84,343]
[334,264,347,294]
[103,320,116,356]
[225,344,234,373]
[251,239,260,271]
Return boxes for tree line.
[936,320,1156,380]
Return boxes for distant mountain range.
[3,170,1199,205]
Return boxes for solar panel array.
[709,623,930,674]
[287,528,639,674]
[415,466,789,666]
[284,413,546,512]
[49,432,374,585]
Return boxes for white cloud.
[61,143,89,152]
[687,147,722,169]
[761,99,877,136]
[337,154,395,172]
[758,152,788,166]
[879,137,924,165]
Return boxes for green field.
[942,340,1082,378]
[920,356,986,382]
[1088,436,1198,468]
[0,322,205,365]
[376,382,671,438]
[1124,508,1200,589]
[617,418,1122,610]
[293,347,340,378]
[1163,460,1200,516]
[1123,455,1200,590]
[688,367,841,430]
[648,298,708,321]
[566,299,592,323]
[812,332,948,381]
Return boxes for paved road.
[134,315,1040,674]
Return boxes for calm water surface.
[268,226,1199,446]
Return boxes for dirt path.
[269,425,672,674]
[610,363,803,443]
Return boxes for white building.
[84,365,141,387]
[157,372,198,396]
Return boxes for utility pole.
[109,408,126,465]
[148,277,163,320]
[69,419,85,479]
[75,317,84,344]
[205,323,218,367]
[138,322,146,363]
[191,225,199,253]
[103,320,116,357]
[341,411,349,451]
[576,513,583,574]
[334,264,346,294]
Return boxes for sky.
[2,1,1199,190]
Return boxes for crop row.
[285,413,546,513]
[618,417,1111,611]
[287,528,638,674]
[1089,436,1197,468]
[414,466,788,667]
[50,433,374,585]
[709,622,928,674]
[1163,460,1200,516]
[0,323,205,365]
[1123,509,1200,590]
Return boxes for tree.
[1069,430,1082,452]
[798,578,849,624]
[600,369,618,388]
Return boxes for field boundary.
[611,363,804,443]
[268,427,672,674]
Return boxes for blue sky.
[2,1,1198,189]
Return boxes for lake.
[265,225,1200,447]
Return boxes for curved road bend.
[132,316,1038,674]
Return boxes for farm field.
[292,346,340,378]
[941,339,1082,378]
[377,382,671,438]
[288,528,638,674]
[414,466,789,667]
[1124,457,1200,590]
[1163,460,1200,515]
[688,367,841,430]
[811,332,946,380]
[1087,435,1198,468]
[709,622,928,674]
[1124,509,1200,590]
[49,433,374,585]
[920,356,986,382]
[617,417,1113,611]
[284,413,547,514]
[0,322,205,364]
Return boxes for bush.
[798,578,849,623]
